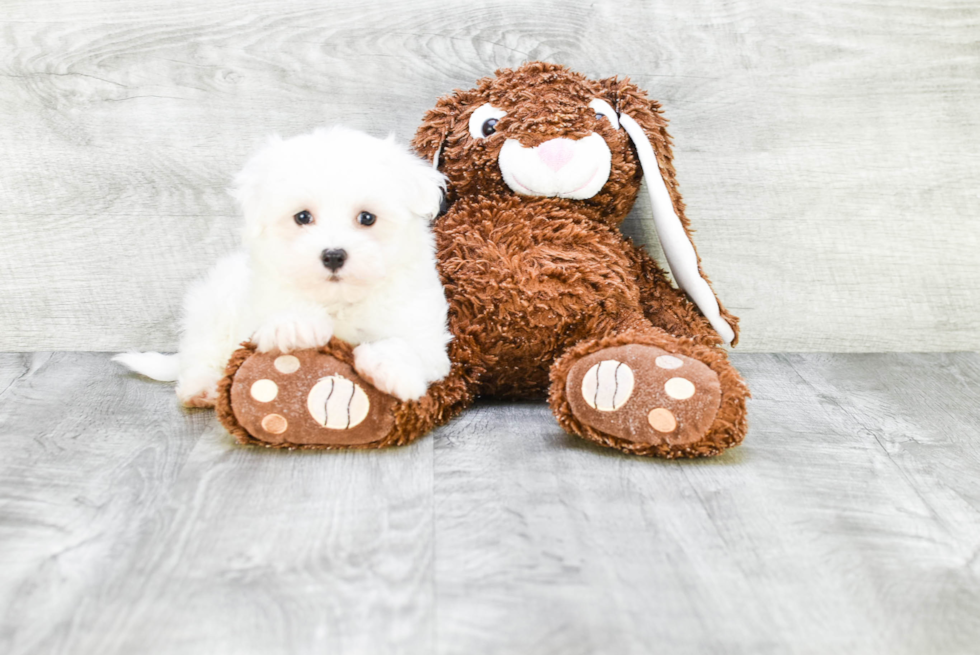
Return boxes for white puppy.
[116,126,451,406]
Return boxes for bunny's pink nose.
[537,138,575,171]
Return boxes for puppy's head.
[232,127,445,303]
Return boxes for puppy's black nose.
[321,248,347,272]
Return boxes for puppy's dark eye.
[481,118,498,137]
[357,211,376,227]
[294,210,313,225]
[595,113,606,121]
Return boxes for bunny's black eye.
[357,211,376,226]
[468,104,506,139]
[294,210,313,225]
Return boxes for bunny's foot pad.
[216,343,397,449]
[565,344,722,448]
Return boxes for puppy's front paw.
[353,341,428,402]
[254,313,334,353]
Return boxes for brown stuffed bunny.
[218,61,748,458]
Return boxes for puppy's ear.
[403,153,447,221]
[230,134,283,242]
[598,77,739,345]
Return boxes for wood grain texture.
[432,352,980,654]
[1,352,979,653]
[0,0,979,351]
[0,353,435,655]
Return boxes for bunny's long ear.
[412,91,464,169]
[602,78,738,345]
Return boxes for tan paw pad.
[566,344,722,448]
[655,355,683,370]
[307,375,371,429]
[250,379,278,402]
[274,355,301,374]
[228,349,398,446]
[647,408,677,432]
[580,360,635,411]
[261,413,288,434]
[664,377,695,400]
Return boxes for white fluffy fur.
[498,133,612,200]
[115,126,452,406]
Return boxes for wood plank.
[62,430,436,655]
[2,352,979,653]
[0,353,435,655]
[0,352,205,654]
[0,0,978,352]
[432,352,980,654]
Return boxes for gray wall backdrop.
[1,0,977,352]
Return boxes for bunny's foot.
[550,330,748,458]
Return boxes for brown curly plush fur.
[409,62,750,458]
[216,339,472,451]
[219,62,749,458]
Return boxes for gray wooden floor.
[1,352,979,654]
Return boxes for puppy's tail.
[113,352,180,382]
